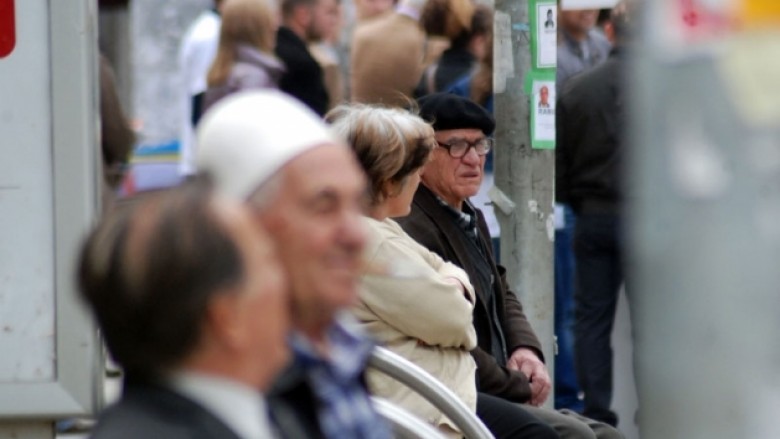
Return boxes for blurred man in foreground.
[78,180,289,438]
[196,90,390,439]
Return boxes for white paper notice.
[532,80,556,143]
[537,3,557,69]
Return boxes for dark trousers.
[573,213,623,427]
[553,204,582,411]
[476,393,558,439]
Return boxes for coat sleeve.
[498,264,545,363]
[416,237,476,305]
[359,235,477,349]
[472,347,532,403]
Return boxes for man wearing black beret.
[398,92,622,439]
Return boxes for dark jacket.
[398,184,543,403]
[90,381,243,439]
[556,48,626,214]
[268,364,326,439]
[415,46,475,98]
[275,26,329,116]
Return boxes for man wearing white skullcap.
[196,90,391,439]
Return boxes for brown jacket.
[398,184,543,403]
[350,12,425,106]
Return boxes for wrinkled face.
[307,0,341,41]
[386,169,422,218]
[257,146,368,332]
[219,201,290,389]
[559,9,598,34]
[421,128,486,210]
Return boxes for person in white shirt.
[179,1,223,176]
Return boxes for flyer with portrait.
[531,79,556,149]
[533,0,557,69]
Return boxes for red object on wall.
[0,0,15,58]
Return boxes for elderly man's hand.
[507,347,551,406]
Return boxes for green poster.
[527,71,557,149]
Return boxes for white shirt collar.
[168,371,275,439]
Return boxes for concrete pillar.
[129,0,210,145]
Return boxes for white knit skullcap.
[195,90,339,200]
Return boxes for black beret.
[417,92,495,135]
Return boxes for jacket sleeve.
[417,238,476,304]
[498,264,545,363]
[472,347,532,403]
[359,237,477,349]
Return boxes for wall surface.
[130,0,210,146]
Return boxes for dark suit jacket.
[90,380,244,439]
[267,363,326,439]
[268,356,377,438]
[275,26,329,116]
[398,184,543,404]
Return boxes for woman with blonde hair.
[326,105,557,439]
[201,0,285,115]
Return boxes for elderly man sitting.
[398,92,623,439]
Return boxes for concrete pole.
[492,0,556,396]
[633,1,780,437]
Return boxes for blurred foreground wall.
[632,2,780,438]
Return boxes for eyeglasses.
[436,138,493,158]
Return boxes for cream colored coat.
[354,217,478,438]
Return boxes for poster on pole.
[528,73,557,149]
[561,0,618,9]
[531,0,557,70]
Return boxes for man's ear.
[205,291,246,351]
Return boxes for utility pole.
[492,0,556,394]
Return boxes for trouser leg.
[522,406,624,439]
[573,213,622,427]
[476,393,558,439]
[554,204,582,411]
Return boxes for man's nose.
[462,146,482,165]
[338,208,367,251]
